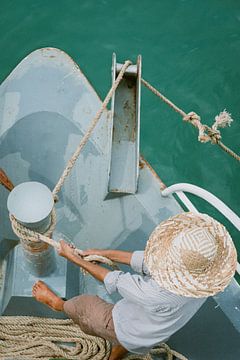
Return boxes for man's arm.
[83,249,149,276]
[58,241,155,307]
[58,240,111,282]
[81,248,133,265]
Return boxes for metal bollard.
[7,181,57,276]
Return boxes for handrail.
[173,191,198,213]
[162,183,240,275]
[162,183,240,231]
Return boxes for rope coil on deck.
[0,317,188,360]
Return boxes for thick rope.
[0,316,111,360]
[10,212,119,269]
[52,60,132,199]
[141,78,240,162]
[126,343,188,360]
[0,317,188,360]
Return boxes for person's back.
[104,250,206,353]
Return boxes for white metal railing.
[162,183,240,275]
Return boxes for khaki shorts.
[64,295,119,344]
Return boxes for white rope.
[141,78,240,162]
[0,316,111,359]
[0,317,188,360]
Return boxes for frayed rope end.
[213,109,233,130]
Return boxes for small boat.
[0,48,239,359]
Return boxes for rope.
[11,209,57,253]
[10,212,119,269]
[126,343,188,360]
[217,141,240,162]
[0,316,111,359]
[0,317,188,360]
[141,78,240,162]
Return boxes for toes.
[37,280,47,290]
[32,283,38,296]
[32,280,44,295]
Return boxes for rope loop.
[10,209,57,252]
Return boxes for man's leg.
[32,281,128,360]
[32,280,65,311]
[109,344,128,360]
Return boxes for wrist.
[64,252,81,263]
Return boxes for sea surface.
[0,0,239,280]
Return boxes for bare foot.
[109,345,128,360]
[32,280,65,312]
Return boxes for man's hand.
[58,240,79,261]
[81,249,108,257]
[58,241,111,282]
[82,249,133,265]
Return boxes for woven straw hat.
[144,212,237,298]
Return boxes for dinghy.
[0,48,239,359]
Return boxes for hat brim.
[144,212,237,298]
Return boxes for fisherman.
[32,212,237,360]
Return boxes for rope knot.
[205,127,221,144]
[183,112,201,125]
[183,112,223,144]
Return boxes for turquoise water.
[0,0,239,273]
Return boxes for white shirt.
[104,251,206,354]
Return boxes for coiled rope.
[0,316,111,360]
[0,317,188,360]
[141,78,240,162]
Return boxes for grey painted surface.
[108,54,141,194]
[0,48,239,358]
[168,298,240,360]
[214,278,240,332]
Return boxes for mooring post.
[7,182,57,276]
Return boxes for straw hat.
[144,212,237,298]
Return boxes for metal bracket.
[107,53,142,195]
